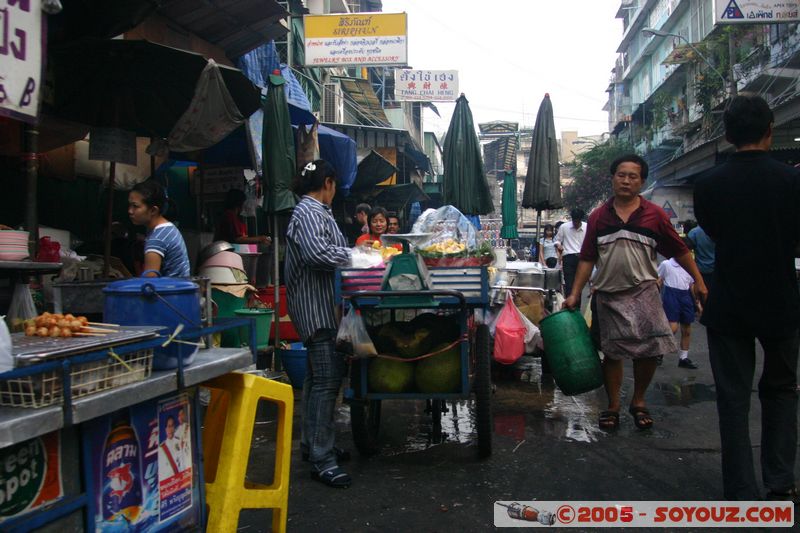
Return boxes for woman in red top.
[215,189,271,246]
[355,207,400,250]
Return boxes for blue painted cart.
[335,266,492,458]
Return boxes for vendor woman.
[128,180,191,278]
[355,207,401,249]
[215,188,272,246]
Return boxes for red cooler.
[255,286,300,342]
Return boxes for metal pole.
[728,32,738,98]
[272,212,281,369]
[103,162,116,278]
[23,125,39,258]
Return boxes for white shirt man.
[555,209,588,303]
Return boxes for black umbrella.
[48,39,261,138]
[442,94,493,215]
[522,93,562,239]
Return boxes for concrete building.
[607,0,800,229]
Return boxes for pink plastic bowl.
[200,250,245,271]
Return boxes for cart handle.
[345,289,467,314]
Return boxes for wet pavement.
[237,322,797,532]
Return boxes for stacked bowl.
[0,230,30,261]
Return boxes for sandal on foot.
[302,446,351,463]
[628,405,653,430]
[311,466,351,488]
[599,410,620,430]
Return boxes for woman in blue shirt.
[538,224,560,268]
[127,181,191,278]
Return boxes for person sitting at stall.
[355,207,401,249]
[215,188,272,246]
[128,180,191,278]
[387,214,401,234]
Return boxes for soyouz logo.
[494,501,794,528]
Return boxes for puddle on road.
[652,381,716,407]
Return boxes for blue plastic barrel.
[103,276,201,370]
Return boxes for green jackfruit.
[415,343,462,393]
[368,357,415,393]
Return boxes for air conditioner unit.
[322,81,344,123]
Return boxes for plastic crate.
[0,349,154,408]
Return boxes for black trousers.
[707,327,799,499]
[562,254,580,303]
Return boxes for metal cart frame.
[335,266,492,458]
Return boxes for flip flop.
[302,446,351,463]
[599,410,620,430]
[628,405,653,430]
[311,466,352,488]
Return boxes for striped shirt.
[580,197,688,293]
[285,195,352,343]
[145,223,191,278]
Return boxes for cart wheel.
[351,399,382,456]
[475,324,493,458]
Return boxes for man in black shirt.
[695,94,800,502]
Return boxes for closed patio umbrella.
[263,70,297,352]
[442,94,493,215]
[522,93,562,238]
[500,170,518,240]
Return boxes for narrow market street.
[239,321,782,532]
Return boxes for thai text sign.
[0,0,44,121]
[714,0,800,23]
[303,12,407,66]
[394,70,458,101]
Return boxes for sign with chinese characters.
[394,70,458,102]
[714,0,800,23]
[303,12,407,67]
[0,0,44,121]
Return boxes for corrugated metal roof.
[158,0,288,60]
[338,77,391,127]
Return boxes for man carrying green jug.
[563,154,707,431]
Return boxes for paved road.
[239,322,797,532]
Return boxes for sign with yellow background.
[303,13,408,67]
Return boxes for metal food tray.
[11,326,164,365]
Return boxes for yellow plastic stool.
[202,372,294,532]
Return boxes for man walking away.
[687,224,716,295]
[694,94,800,502]
[556,208,587,304]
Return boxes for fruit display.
[23,312,90,337]
[368,357,415,393]
[415,343,462,393]
[420,238,466,256]
[418,239,494,267]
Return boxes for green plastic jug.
[540,309,603,395]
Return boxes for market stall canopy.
[442,94,493,215]
[49,0,288,59]
[522,93,562,211]
[371,183,429,212]
[317,124,358,193]
[47,39,261,142]
[350,150,398,193]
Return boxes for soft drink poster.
[85,392,201,532]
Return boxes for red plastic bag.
[36,236,60,262]
[493,298,526,364]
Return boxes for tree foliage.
[563,139,636,212]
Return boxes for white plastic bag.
[8,283,36,332]
[0,318,12,372]
[336,307,378,358]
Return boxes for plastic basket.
[0,349,154,408]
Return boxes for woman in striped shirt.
[285,160,353,488]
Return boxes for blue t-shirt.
[687,226,715,274]
[145,223,191,278]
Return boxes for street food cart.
[335,234,493,458]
